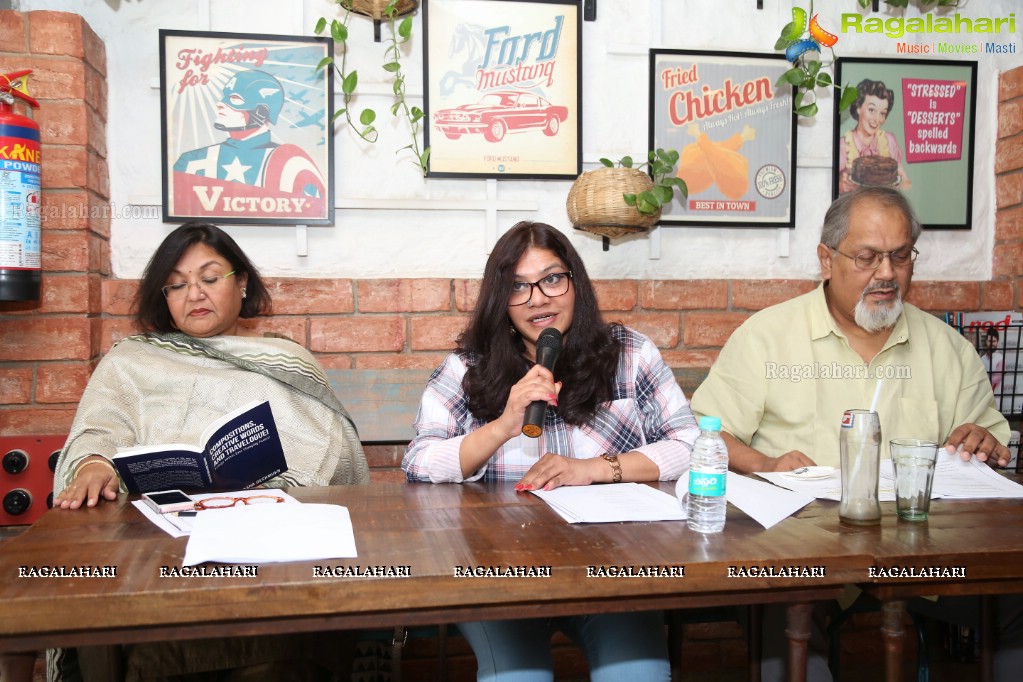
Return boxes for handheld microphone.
[521,328,562,438]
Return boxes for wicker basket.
[348,0,419,20]
[566,167,661,241]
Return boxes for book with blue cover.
[111,400,288,494]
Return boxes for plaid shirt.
[402,326,697,483]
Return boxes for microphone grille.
[536,327,562,351]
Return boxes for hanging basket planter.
[566,167,661,242]
[348,0,419,20]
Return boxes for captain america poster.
[160,30,334,225]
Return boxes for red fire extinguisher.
[0,70,41,301]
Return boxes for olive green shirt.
[691,282,1009,466]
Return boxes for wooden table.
[0,482,868,681]
[797,495,1023,682]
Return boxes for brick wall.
[0,10,108,436]
[0,10,1021,440]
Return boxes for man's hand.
[720,431,817,474]
[760,450,818,472]
[944,423,1010,467]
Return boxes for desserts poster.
[901,78,967,164]
[834,58,976,230]
[649,50,796,227]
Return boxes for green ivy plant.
[599,149,688,216]
[382,1,430,176]
[315,4,376,143]
[775,2,854,118]
[315,0,430,177]
[776,0,960,117]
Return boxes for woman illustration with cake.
[838,78,913,194]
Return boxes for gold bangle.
[74,458,115,478]
[600,453,622,483]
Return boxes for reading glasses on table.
[192,495,284,511]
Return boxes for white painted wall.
[15,0,1023,281]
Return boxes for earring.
[509,324,516,335]
[242,290,247,299]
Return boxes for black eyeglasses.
[508,272,573,306]
[831,247,918,271]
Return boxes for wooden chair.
[668,605,762,682]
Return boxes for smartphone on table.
[142,490,195,514]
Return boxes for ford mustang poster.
[424,0,581,179]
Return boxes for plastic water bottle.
[686,416,728,533]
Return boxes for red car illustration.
[433,91,569,143]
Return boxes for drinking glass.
[891,439,939,521]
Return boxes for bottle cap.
[698,416,722,431]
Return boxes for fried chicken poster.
[650,51,796,226]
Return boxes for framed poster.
[833,57,977,230]
[160,30,334,225]
[423,0,581,179]
[649,50,797,227]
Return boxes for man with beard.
[692,185,1009,472]
[690,185,1014,680]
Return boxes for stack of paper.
[132,489,360,566]
[756,449,1023,501]
[531,483,685,523]
[930,449,1023,499]
[182,503,358,566]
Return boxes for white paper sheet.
[756,469,846,501]
[531,483,686,523]
[719,472,816,530]
[930,448,1023,499]
[757,450,1023,502]
[132,490,302,538]
[182,503,358,566]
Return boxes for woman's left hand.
[515,453,603,492]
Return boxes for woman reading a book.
[40,222,368,681]
[53,221,368,511]
[402,221,698,681]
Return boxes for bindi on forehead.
[173,259,225,275]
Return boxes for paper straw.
[869,379,884,414]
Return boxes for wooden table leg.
[785,602,813,682]
[881,600,907,682]
[980,594,995,682]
